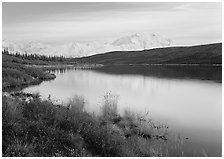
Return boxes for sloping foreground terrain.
[2,92,172,157]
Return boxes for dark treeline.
[2,49,69,62]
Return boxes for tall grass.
[2,92,172,157]
[101,92,119,120]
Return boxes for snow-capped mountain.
[112,33,173,50]
[2,32,174,57]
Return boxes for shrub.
[2,95,23,123]
[101,92,119,120]
[2,93,170,157]
[65,96,85,117]
[22,97,56,124]
[3,139,36,157]
[2,95,24,154]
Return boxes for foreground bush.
[2,93,169,157]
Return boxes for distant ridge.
[2,32,173,57]
[76,43,222,65]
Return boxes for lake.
[23,65,222,157]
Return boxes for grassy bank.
[2,92,169,157]
[2,54,56,91]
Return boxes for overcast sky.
[2,2,222,46]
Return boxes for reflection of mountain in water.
[93,65,222,83]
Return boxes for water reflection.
[94,65,222,82]
[23,66,222,156]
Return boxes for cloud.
[2,2,222,45]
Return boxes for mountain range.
[2,32,173,57]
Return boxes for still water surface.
[23,66,222,156]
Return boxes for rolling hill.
[76,43,222,65]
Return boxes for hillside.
[77,43,222,65]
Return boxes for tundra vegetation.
[2,92,171,157]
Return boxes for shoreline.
[25,63,104,69]
[25,63,221,70]
[105,63,222,66]
[2,67,56,92]
[3,63,221,92]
